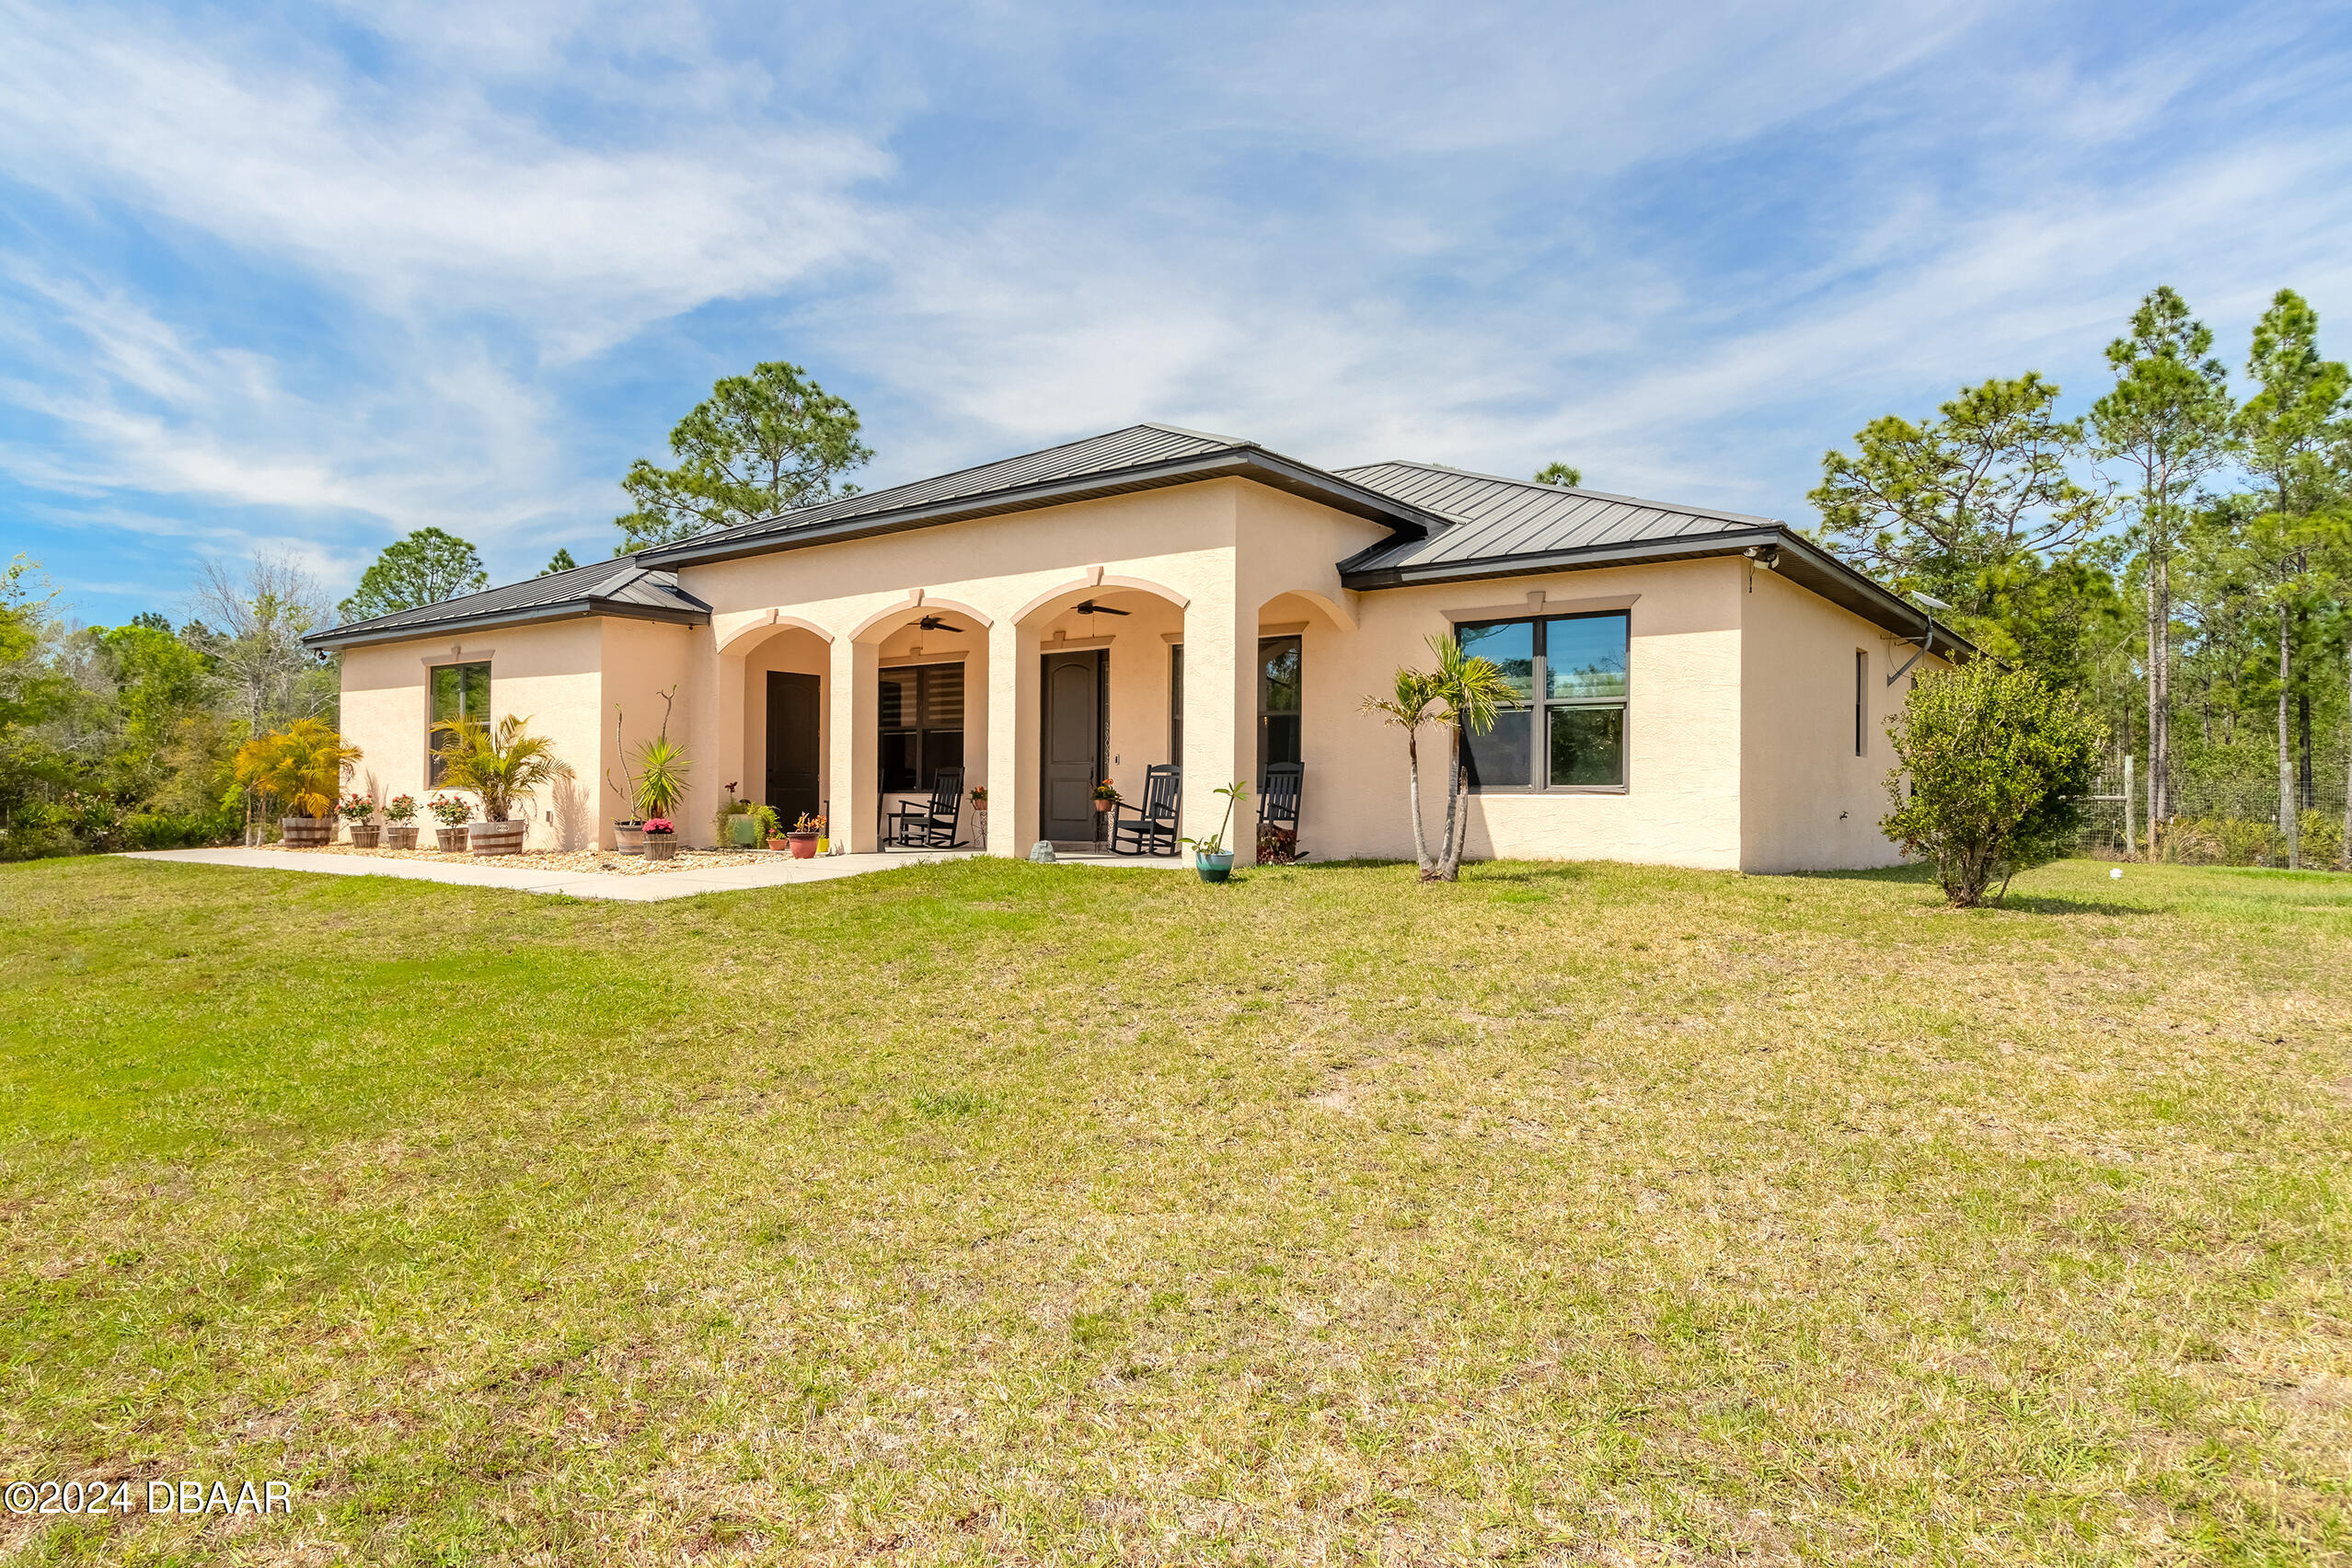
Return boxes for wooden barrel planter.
[280,816,332,848]
[613,820,646,856]
[469,820,527,856]
[434,825,470,852]
[642,836,678,861]
[347,824,382,849]
[384,824,418,849]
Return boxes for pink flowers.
[642,817,676,835]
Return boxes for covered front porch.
[709,573,1336,865]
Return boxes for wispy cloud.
[0,0,2347,621]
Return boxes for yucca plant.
[233,719,361,819]
[431,714,574,823]
[630,736,690,821]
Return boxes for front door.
[1040,650,1102,842]
[765,671,821,831]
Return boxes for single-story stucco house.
[304,423,1961,870]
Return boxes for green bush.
[1882,660,2105,907]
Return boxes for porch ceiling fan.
[916,614,963,633]
[1071,599,1131,617]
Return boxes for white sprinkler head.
[2109,867,2123,879]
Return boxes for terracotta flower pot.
[346,823,382,848]
[767,836,791,851]
[384,824,419,849]
[280,816,332,847]
[434,825,470,852]
[786,832,818,859]
[469,820,527,856]
[613,820,645,856]
[642,836,678,861]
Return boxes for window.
[428,661,490,785]
[1855,650,1868,756]
[1457,612,1628,790]
[879,662,963,790]
[1169,643,1182,761]
[1259,635,1300,774]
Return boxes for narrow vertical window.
[1855,650,1868,756]
[1257,635,1301,778]
[428,661,490,785]
[1168,643,1183,762]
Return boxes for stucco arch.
[1013,572,1191,627]
[1261,587,1356,633]
[847,593,997,645]
[716,610,835,655]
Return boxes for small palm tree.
[1428,634,1517,882]
[431,714,573,823]
[1360,666,1445,876]
[1362,635,1515,882]
[629,736,691,821]
[234,719,361,820]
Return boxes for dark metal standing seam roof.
[636,424,1252,563]
[301,557,711,651]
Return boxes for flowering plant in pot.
[432,713,571,856]
[785,811,824,859]
[1181,779,1251,884]
[232,719,361,847]
[337,792,381,848]
[609,688,686,855]
[427,792,473,851]
[1090,778,1121,811]
[383,793,420,849]
[969,784,988,845]
[640,815,679,861]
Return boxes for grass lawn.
[1,853,2348,1565]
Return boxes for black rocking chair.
[1259,761,1302,836]
[1109,763,1182,856]
[883,765,966,849]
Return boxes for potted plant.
[233,719,362,847]
[610,688,686,855]
[427,793,473,851]
[432,713,571,856]
[716,786,767,847]
[1181,779,1251,883]
[785,812,823,859]
[641,815,678,861]
[383,794,420,849]
[970,784,987,846]
[739,804,784,849]
[338,792,380,848]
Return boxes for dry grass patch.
[0,854,2346,1564]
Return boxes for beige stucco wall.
[330,475,1940,872]
[1736,565,1938,873]
[337,617,613,849]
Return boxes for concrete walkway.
[117,844,1188,902]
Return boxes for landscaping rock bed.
[265,844,781,876]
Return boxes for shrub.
[430,714,572,824]
[234,720,361,820]
[1881,661,2105,907]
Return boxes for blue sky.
[3,0,2349,625]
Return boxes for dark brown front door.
[765,671,821,831]
[1040,650,1102,841]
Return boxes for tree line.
[1808,286,2350,869]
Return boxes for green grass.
[1,853,2347,1565]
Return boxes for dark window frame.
[1454,611,1630,794]
[1258,634,1301,777]
[878,661,965,792]
[426,660,490,787]
[1855,649,1868,756]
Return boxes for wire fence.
[2078,764,2351,868]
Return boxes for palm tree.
[431,714,573,823]
[1361,665,1444,877]
[1427,634,1517,882]
[233,718,361,822]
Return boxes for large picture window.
[428,661,490,786]
[1457,612,1628,791]
[879,662,964,791]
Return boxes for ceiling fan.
[916,614,963,633]
[1071,599,1131,617]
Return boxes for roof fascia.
[636,449,1441,569]
[1340,526,1973,658]
[301,595,709,652]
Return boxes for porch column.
[827,636,879,853]
[985,618,1040,855]
[1181,584,1258,865]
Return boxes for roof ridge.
[1140,420,1251,445]
[1338,458,1784,528]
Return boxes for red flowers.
[642,817,676,835]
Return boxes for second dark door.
[765,671,821,831]
[1040,650,1102,841]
